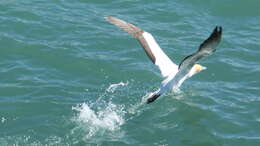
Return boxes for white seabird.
[106,16,222,104]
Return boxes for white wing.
[142,32,178,77]
[106,16,178,78]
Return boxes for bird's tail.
[147,92,161,104]
[147,78,171,104]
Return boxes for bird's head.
[189,64,207,77]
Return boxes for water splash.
[71,81,149,141]
[106,81,129,93]
[72,102,125,139]
[1,117,7,124]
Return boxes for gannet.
[106,16,222,104]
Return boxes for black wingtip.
[217,26,222,41]
[209,26,222,42]
[147,94,161,104]
[214,26,222,34]
[219,26,222,35]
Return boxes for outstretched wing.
[178,26,222,70]
[106,16,178,78]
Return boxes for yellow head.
[189,64,207,77]
[194,64,207,73]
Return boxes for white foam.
[107,81,128,93]
[1,117,6,124]
[72,102,125,139]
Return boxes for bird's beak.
[201,66,207,71]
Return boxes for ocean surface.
[1,0,260,145]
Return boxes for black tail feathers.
[147,93,161,104]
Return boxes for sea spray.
[72,102,125,139]
[106,81,129,93]
[71,81,148,140]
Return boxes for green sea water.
[1,0,260,145]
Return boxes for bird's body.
[106,16,222,103]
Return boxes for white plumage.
[106,16,222,104]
